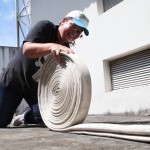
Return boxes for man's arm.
[23,42,74,61]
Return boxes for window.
[109,48,150,90]
[103,0,124,12]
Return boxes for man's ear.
[60,18,66,25]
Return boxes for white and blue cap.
[66,10,89,36]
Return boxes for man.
[0,10,89,127]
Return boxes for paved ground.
[1,115,150,150]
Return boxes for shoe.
[12,108,31,126]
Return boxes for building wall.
[0,46,19,74]
[31,0,150,114]
[31,0,97,26]
[0,46,29,114]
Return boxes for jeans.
[0,83,43,127]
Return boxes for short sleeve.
[23,20,54,44]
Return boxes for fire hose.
[38,53,150,143]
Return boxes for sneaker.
[12,108,31,126]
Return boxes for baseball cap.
[66,10,89,36]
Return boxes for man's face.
[58,18,83,43]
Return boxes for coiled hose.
[38,53,150,143]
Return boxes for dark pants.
[0,83,43,127]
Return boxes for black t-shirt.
[0,20,67,94]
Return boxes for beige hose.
[38,53,150,143]
[38,53,91,130]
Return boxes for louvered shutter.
[109,48,150,90]
[103,0,124,12]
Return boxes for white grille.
[110,48,150,90]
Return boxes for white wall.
[31,0,150,114]
[81,0,150,114]
[31,0,96,26]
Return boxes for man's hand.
[51,44,75,62]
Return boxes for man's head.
[66,10,89,36]
[58,10,89,44]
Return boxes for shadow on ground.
[1,115,150,150]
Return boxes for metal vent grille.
[109,48,150,90]
[103,0,123,12]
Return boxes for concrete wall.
[31,0,97,26]
[0,46,18,74]
[0,46,29,114]
[31,0,150,114]
[77,0,150,114]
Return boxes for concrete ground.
[1,115,150,150]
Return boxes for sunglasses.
[69,22,83,37]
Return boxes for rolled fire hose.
[38,53,150,143]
